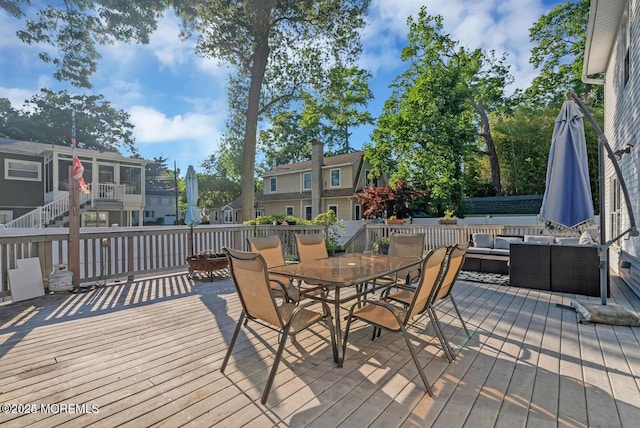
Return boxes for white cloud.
[363,0,552,91]
[129,105,222,144]
[147,14,193,71]
[0,86,35,108]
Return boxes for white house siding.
[603,1,640,296]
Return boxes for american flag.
[71,111,90,194]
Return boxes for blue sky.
[0,0,562,176]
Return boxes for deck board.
[1,271,640,427]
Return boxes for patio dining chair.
[381,245,470,361]
[426,245,471,360]
[295,233,329,262]
[248,235,300,302]
[379,245,454,362]
[294,233,332,297]
[221,247,337,405]
[376,232,426,288]
[341,250,450,396]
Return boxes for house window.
[0,210,13,224]
[286,206,294,216]
[270,177,277,192]
[214,212,219,222]
[5,159,41,181]
[611,177,622,241]
[365,170,378,187]
[303,172,312,190]
[305,205,313,220]
[224,209,233,223]
[330,169,340,187]
[328,205,338,216]
[624,4,631,87]
[355,204,361,220]
[120,165,141,194]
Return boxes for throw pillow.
[472,233,494,249]
[494,236,523,250]
[579,231,595,245]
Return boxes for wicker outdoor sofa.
[463,232,606,297]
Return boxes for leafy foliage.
[526,0,600,106]
[355,180,426,219]
[7,0,165,88]
[0,88,135,154]
[366,8,476,216]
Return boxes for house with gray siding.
[583,0,640,297]
[0,138,147,227]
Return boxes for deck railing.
[3,183,126,228]
[0,223,555,300]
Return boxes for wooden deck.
[1,269,639,427]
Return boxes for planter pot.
[438,218,457,225]
[375,243,389,254]
[384,219,405,225]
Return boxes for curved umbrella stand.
[564,92,640,325]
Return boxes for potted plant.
[312,210,346,254]
[326,241,344,256]
[373,236,390,254]
[384,215,405,225]
[438,209,458,225]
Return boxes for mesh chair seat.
[248,235,300,302]
[221,247,337,405]
[342,249,450,396]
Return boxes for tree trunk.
[476,100,502,195]
[241,1,273,222]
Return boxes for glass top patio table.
[269,252,421,367]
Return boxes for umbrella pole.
[190,225,194,257]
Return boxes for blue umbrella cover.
[539,100,595,230]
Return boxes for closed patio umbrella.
[184,165,201,256]
[539,99,595,230]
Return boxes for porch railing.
[3,183,126,228]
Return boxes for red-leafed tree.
[355,180,426,219]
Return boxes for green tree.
[527,0,598,105]
[179,1,371,221]
[0,89,135,154]
[200,152,242,209]
[367,8,476,216]
[260,65,374,166]
[466,49,513,196]
[7,0,164,89]
[5,1,371,222]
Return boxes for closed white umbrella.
[184,165,201,256]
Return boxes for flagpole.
[69,111,80,290]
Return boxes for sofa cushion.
[494,236,523,250]
[472,233,494,249]
[467,247,493,255]
[555,237,579,245]
[489,248,510,256]
[524,235,555,245]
